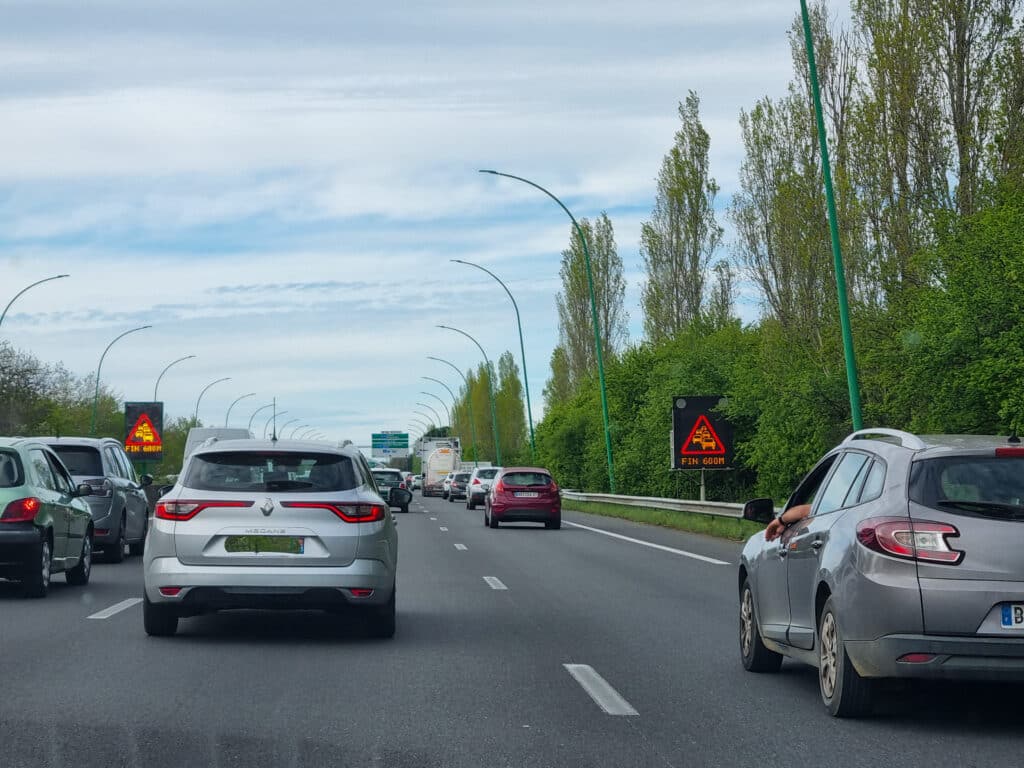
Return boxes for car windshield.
[0,450,24,488]
[184,451,358,492]
[50,446,103,477]
[502,472,551,487]
[910,456,1024,520]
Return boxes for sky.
[0,0,849,450]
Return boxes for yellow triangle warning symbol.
[126,414,162,447]
[681,414,726,456]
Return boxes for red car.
[484,467,560,530]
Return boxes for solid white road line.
[454,543,468,551]
[563,521,730,566]
[87,598,143,620]
[483,576,508,590]
[430,517,437,521]
[439,526,449,531]
[564,664,639,716]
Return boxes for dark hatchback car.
[42,437,151,561]
[484,467,561,529]
[447,472,471,502]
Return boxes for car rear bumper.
[144,556,395,610]
[0,524,43,573]
[490,505,559,523]
[846,634,1024,680]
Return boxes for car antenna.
[271,397,278,443]
[1009,430,1020,444]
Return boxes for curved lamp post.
[415,402,443,426]
[437,325,501,466]
[248,403,274,433]
[452,259,535,460]
[413,410,437,430]
[480,169,615,491]
[419,391,451,426]
[0,274,70,331]
[154,354,196,401]
[195,377,231,423]
[298,428,318,439]
[289,423,310,438]
[264,410,288,439]
[90,325,152,435]
[278,418,301,435]
[225,392,256,426]
[426,358,479,468]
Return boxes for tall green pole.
[419,391,451,426]
[437,325,502,466]
[90,325,152,435]
[451,259,536,461]
[479,170,616,491]
[427,357,480,468]
[799,0,863,430]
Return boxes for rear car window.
[910,456,1024,520]
[372,471,402,485]
[51,446,103,477]
[184,451,358,492]
[478,469,499,479]
[454,473,470,482]
[0,450,24,488]
[502,472,551,487]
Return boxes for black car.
[372,469,410,513]
[447,472,471,502]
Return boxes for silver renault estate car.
[143,440,405,638]
[739,429,1024,717]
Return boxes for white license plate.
[1001,604,1024,628]
[514,491,539,498]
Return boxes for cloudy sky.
[0,0,848,449]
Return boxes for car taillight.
[493,479,504,493]
[472,478,481,485]
[1,497,41,523]
[155,500,253,521]
[281,501,386,523]
[399,482,406,489]
[856,517,963,564]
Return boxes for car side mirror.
[389,488,412,506]
[75,483,93,498]
[140,474,154,487]
[742,498,775,524]
[156,484,174,497]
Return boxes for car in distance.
[371,468,410,513]
[411,474,422,491]
[143,440,406,637]
[484,467,561,529]
[0,438,94,596]
[442,471,455,499]
[448,471,471,502]
[42,436,152,562]
[466,466,501,510]
[738,428,1024,717]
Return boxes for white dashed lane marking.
[439,526,448,531]
[483,576,507,590]
[87,598,143,620]
[564,664,639,716]
[454,543,467,551]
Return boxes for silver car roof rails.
[843,428,928,451]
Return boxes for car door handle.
[777,548,788,558]
[811,539,824,550]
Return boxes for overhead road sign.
[125,402,164,461]
[671,397,734,470]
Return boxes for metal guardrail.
[560,491,744,519]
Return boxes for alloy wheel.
[820,612,838,699]
[740,587,754,657]
[41,540,51,586]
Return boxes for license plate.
[514,491,539,498]
[1001,604,1024,628]
[225,536,304,555]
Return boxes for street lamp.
[289,424,310,438]
[452,258,536,460]
[195,377,231,423]
[426,358,479,468]
[415,402,443,426]
[90,325,152,435]
[0,274,70,330]
[437,325,502,466]
[278,418,301,435]
[480,169,615,491]
[298,428,317,439]
[413,410,437,430]
[225,392,256,426]
[248,403,275,433]
[419,391,451,426]
[264,410,288,439]
[154,355,196,401]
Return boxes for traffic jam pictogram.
[672,397,734,470]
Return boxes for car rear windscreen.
[455,473,470,481]
[0,451,24,488]
[502,471,551,487]
[910,456,1024,520]
[51,446,103,477]
[185,451,358,492]
[478,469,499,479]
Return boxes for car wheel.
[545,515,561,530]
[739,579,782,672]
[106,517,126,564]
[129,518,147,556]
[366,587,396,639]
[400,504,409,514]
[66,533,92,586]
[22,537,52,598]
[143,594,179,637]
[489,513,499,529]
[466,497,475,510]
[818,596,873,717]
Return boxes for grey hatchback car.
[739,429,1024,717]
[143,441,404,638]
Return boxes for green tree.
[542,345,573,410]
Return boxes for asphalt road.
[1,494,1021,768]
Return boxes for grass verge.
[561,498,765,542]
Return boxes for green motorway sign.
[371,432,409,448]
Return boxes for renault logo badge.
[260,498,274,517]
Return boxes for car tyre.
[467,497,475,510]
[818,596,873,717]
[65,533,92,586]
[143,594,179,637]
[367,587,396,639]
[739,579,782,673]
[489,513,499,529]
[129,518,147,556]
[23,537,52,598]
[400,504,409,514]
[545,515,561,530]
[106,517,126,564]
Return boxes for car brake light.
[898,653,937,663]
[399,482,406,489]
[155,500,253,521]
[493,479,504,493]
[281,501,386,523]
[472,478,481,485]
[0,497,41,523]
[349,588,374,598]
[159,587,182,597]
[856,517,963,564]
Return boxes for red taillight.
[493,479,504,493]
[0,497,41,523]
[472,478,481,485]
[349,588,374,598]
[898,653,937,664]
[280,501,386,523]
[399,482,406,489]
[856,517,963,564]
[155,500,253,521]
[159,587,182,597]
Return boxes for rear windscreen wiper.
[936,499,1024,519]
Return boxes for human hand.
[764,517,785,541]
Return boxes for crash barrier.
[559,491,744,519]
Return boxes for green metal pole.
[225,392,256,426]
[799,0,863,430]
[413,410,438,431]
[419,391,451,426]
[427,357,479,468]
[451,259,536,461]
[0,274,70,330]
[90,325,152,435]
[437,326,502,466]
[415,402,443,426]
[479,170,616,492]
